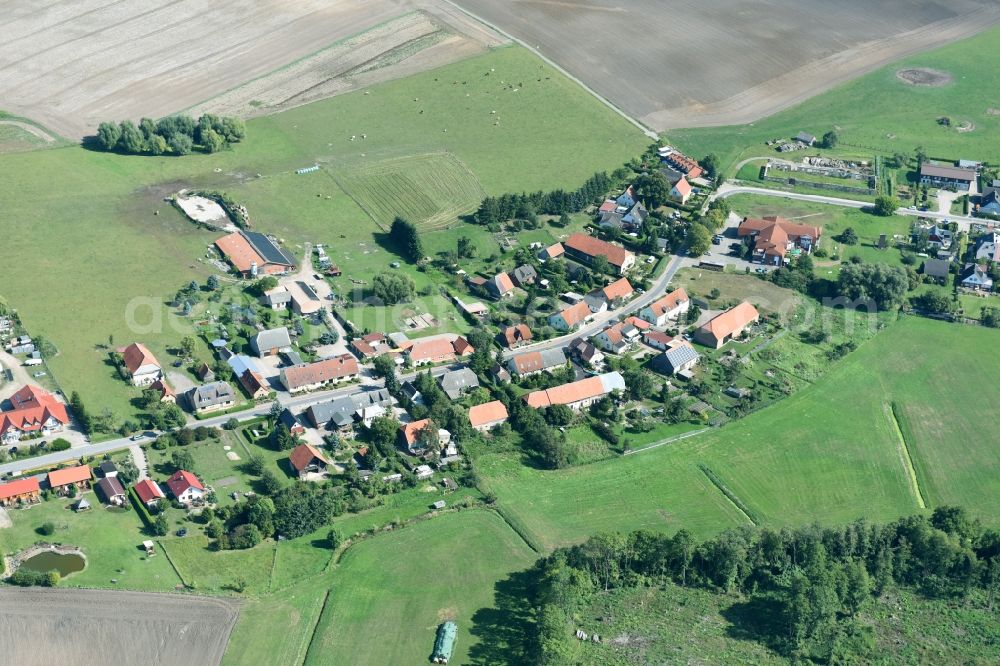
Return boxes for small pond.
[18,550,86,577]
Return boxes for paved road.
[713,184,982,231]
[0,365,457,477]
[502,252,687,359]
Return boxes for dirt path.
[130,444,149,480]
[0,119,56,143]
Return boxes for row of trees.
[95,113,245,155]
[473,172,614,226]
[533,506,1000,663]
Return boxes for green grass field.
[304,510,536,666]
[0,46,646,421]
[0,496,181,591]
[335,152,486,230]
[670,26,1000,174]
[478,316,1000,550]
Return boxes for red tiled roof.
[493,272,515,294]
[540,243,564,259]
[120,343,160,375]
[648,288,689,318]
[282,355,359,390]
[47,465,92,488]
[525,376,606,409]
[0,386,70,439]
[166,470,204,496]
[664,150,704,178]
[133,479,165,504]
[673,176,692,197]
[599,200,617,212]
[239,369,268,395]
[500,324,532,347]
[289,444,329,472]
[553,301,591,328]
[468,401,509,428]
[452,337,474,356]
[601,277,633,301]
[564,233,634,268]
[0,477,40,500]
[644,330,674,346]
[625,316,650,330]
[400,419,431,445]
[699,302,760,341]
[150,379,175,398]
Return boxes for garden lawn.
[670,26,1000,174]
[0,496,181,591]
[159,534,276,595]
[303,510,536,666]
[0,45,646,422]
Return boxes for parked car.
[176,529,188,537]
[32,371,46,378]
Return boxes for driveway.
[0,350,34,402]
[281,243,350,357]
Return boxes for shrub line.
[697,463,761,525]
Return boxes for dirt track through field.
[0,587,240,666]
[452,0,1000,131]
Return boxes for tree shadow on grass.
[720,593,788,656]
[466,567,541,666]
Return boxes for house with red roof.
[524,372,626,411]
[398,418,438,454]
[0,385,71,444]
[563,233,636,275]
[133,479,166,508]
[0,477,40,506]
[405,337,474,367]
[694,302,760,349]
[468,401,509,432]
[486,272,516,300]
[671,176,693,204]
[537,243,564,261]
[149,379,176,404]
[289,443,331,478]
[498,324,532,349]
[584,277,634,313]
[548,301,593,332]
[280,354,360,393]
[215,230,296,277]
[593,321,641,354]
[638,288,690,327]
[738,216,822,265]
[48,465,92,495]
[166,470,205,505]
[118,343,162,386]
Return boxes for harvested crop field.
[0,588,240,666]
[452,0,1000,131]
[0,0,505,138]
